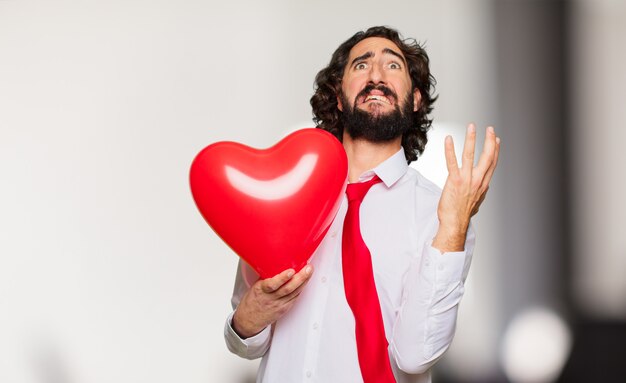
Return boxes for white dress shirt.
[224,148,475,383]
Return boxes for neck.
[342,131,402,183]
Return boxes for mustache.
[356,84,398,103]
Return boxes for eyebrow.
[349,48,407,67]
[350,51,373,67]
[383,47,407,65]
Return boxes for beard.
[339,85,414,143]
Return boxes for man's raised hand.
[432,124,500,253]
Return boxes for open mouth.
[363,94,391,104]
[357,86,396,107]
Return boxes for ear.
[336,94,343,112]
[413,89,422,112]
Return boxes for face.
[338,37,420,117]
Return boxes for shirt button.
[306,370,312,378]
[313,322,319,330]
[331,231,337,238]
[438,264,445,271]
[321,276,327,283]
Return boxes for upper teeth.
[365,95,390,104]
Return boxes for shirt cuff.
[419,242,467,286]
[224,310,272,358]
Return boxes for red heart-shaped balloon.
[190,128,348,279]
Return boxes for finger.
[275,265,313,298]
[475,126,497,176]
[481,135,501,187]
[261,268,295,294]
[444,135,460,176]
[471,187,489,216]
[461,123,476,174]
[282,270,314,302]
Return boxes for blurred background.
[1,0,625,382]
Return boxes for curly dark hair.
[310,26,437,163]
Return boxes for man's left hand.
[432,124,500,253]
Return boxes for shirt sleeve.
[223,260,273,360]
[389,223,476,374]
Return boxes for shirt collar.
[356,148,408,188]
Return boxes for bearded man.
[224,26,500,383]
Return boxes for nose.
[367,63,385,84]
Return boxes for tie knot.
[346,176,382,203]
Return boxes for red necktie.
[342,175,396,383]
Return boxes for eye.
[389,62,401,70]
[355,62,367,70]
